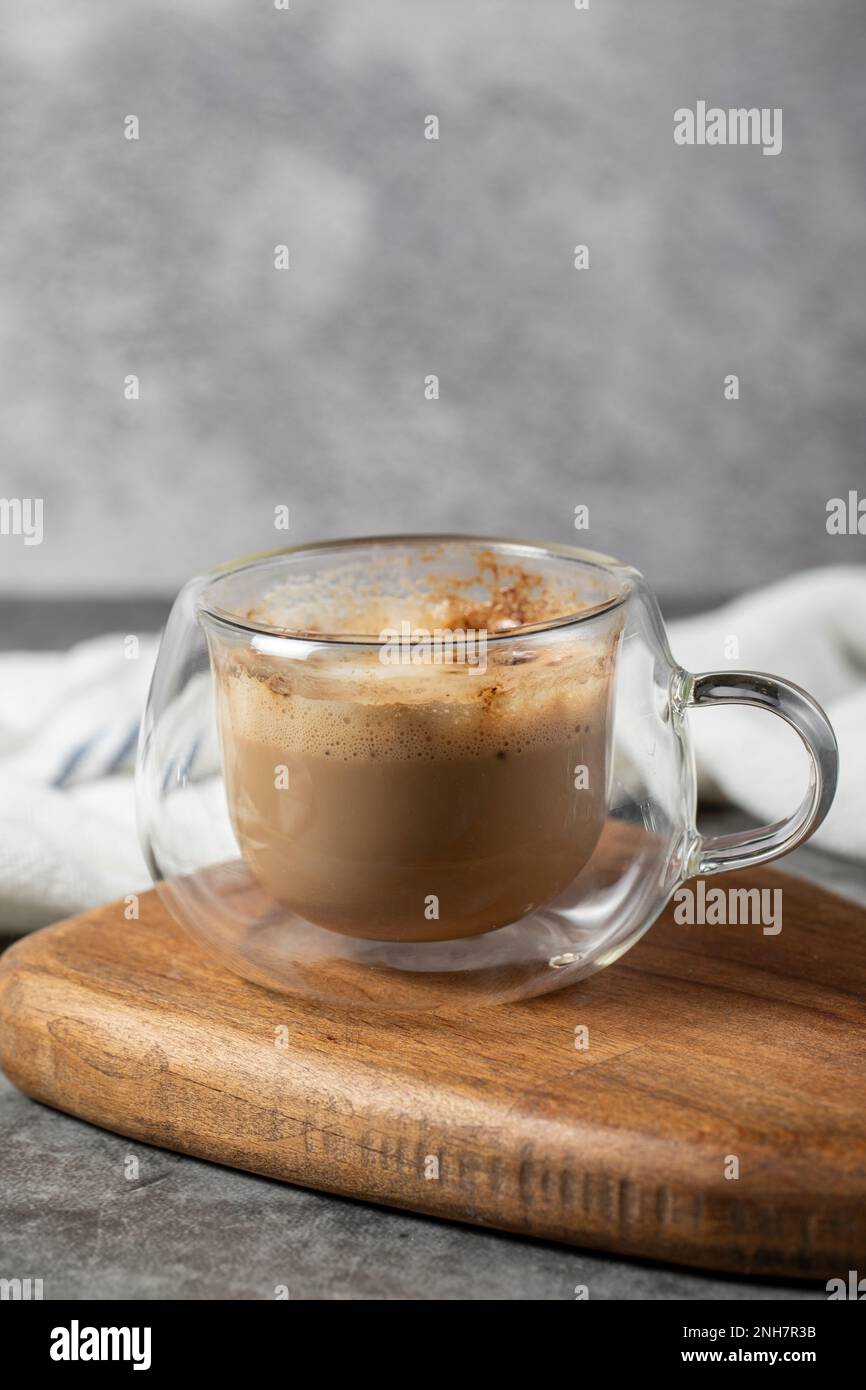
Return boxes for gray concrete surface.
[2,1,866,598]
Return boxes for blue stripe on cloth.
[52,731,103,789]
[104,721,140,775]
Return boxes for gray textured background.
[2,0,865,599]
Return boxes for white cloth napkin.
[0,635,158,932]
[0,565,863,935]
[668,566,866,864]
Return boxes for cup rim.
[197,533,635,646]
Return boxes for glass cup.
[136,535,838,1009]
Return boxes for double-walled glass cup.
[136,536,838,1009]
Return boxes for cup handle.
[680,670,839,875]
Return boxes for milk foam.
[215,634,617,763]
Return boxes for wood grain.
[1,867,865,1280]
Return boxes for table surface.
[0,597,859,1301]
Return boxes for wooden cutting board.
[1,866,865,1280]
